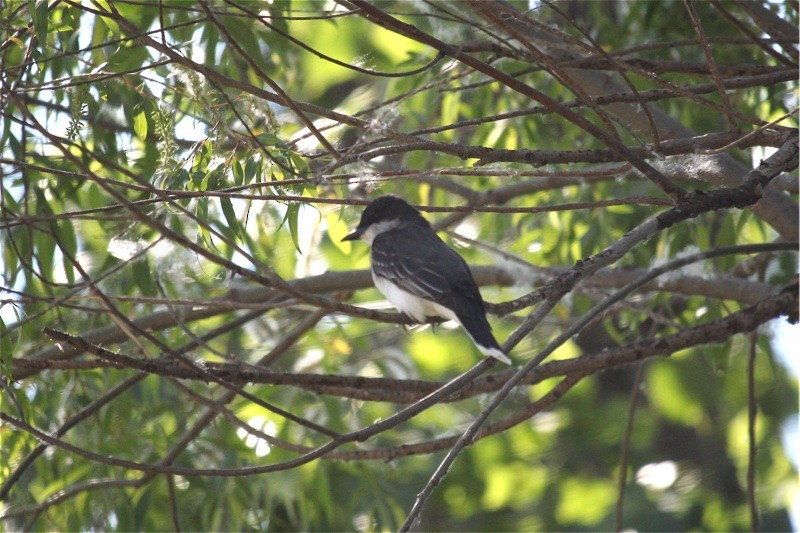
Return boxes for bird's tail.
[456,311,511,365]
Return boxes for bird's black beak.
[342,228,362,242]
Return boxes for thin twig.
[615,362,645,531]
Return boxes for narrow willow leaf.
[232,158,244,185]
[34,231,55,283]
[58,220,78,285]
[132,259,156,296]
[31,0,49,44]
[133,108,148,141]
[286,202,302,254]
[220,197,243,240]
[0,317,13,380]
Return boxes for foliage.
[1,1,797,531]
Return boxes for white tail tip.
[479,346,511,365]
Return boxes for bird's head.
[342,195,430,245]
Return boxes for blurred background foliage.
[1,0,797,531]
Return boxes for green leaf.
[106,44,149,72]
[132,259,156,296]
[220,197,243,240]
[200,167,224,191]
[31,0,49,44]
[289,153,308,179]
[94,0,120,39]
[256,132,283,147]
[133,484,153,530]
[0,317,14,380]
[220,16,270,72]
[244,156,260,182]
[285,202,302,254]
[57,220,78,285]
[232,158,244,185]
[133,108,148,141]
[191,140,212,175]
[197,203,213,250]
[34,230,55,283]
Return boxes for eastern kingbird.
[343,195,510,364]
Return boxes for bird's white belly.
[373,274,457,324]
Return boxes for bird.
[342,195,511,364]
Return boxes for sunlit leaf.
[285,201,301,254]
[31,0,49,46]
[220,196,243,241]
[133,107,148,141]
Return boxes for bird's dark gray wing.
[372,225,505,356]
[371,226,476,310]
